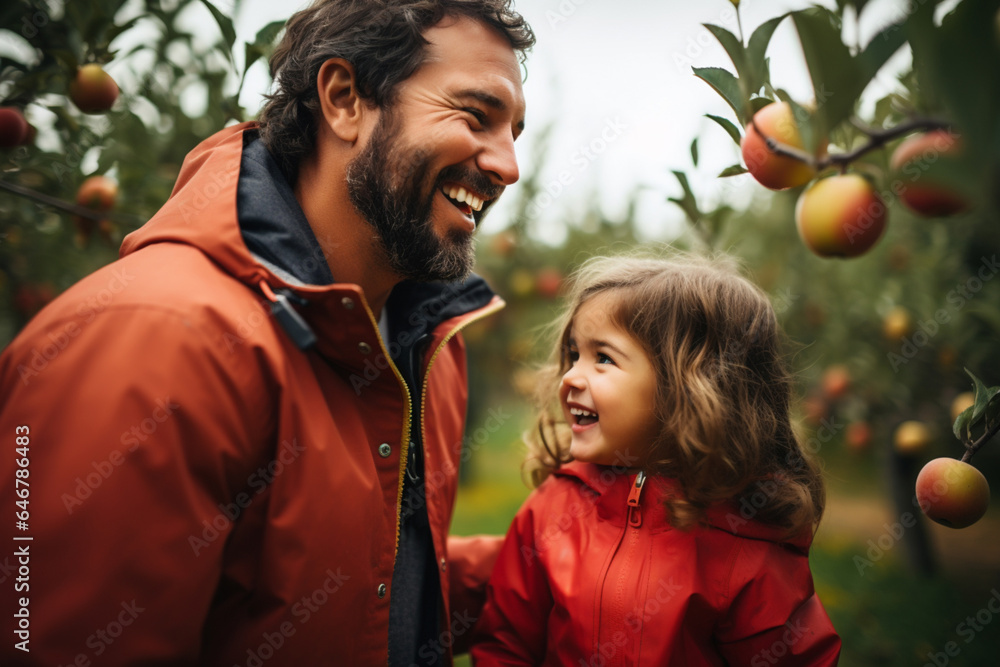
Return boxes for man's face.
[346,15,526,283]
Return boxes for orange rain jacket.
[472,462,842,666]
[0,123,503,666]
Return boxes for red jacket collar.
[552,461,813,550]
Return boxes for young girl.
[471,253,841,666]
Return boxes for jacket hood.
[121,122,269,287]
[552,461,814,552]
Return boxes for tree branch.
[961,414,1000,463]
[750,116,953,173]
[0,178,143,225]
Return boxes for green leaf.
[775,90,820,157]
[857,21,907,84]
[954,407,973,442]
[690,137,699,168]
[745,14,787,93]
[668,170,701,224]
[200,0,237,62]
[254,19,286,49]
[749,97,772,114]
[718,164,748,177]
[965,368,1000,426]
[705,113,742,146]
[704,24,748,80]
[790,8,862,138]
[106,14,148,45]
[694,67,745,125]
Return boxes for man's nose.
[477,131,519,186]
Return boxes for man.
[0,1,533,664]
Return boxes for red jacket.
[0,123,503,665]
[471,462,841,666]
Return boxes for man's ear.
[316,58,368,144]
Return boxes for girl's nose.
[561,365,586,391]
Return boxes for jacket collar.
[119,122,503,366]
[552,461,813,550]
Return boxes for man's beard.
[346,109,499,283]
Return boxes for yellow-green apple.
[882,306,912,342]
[916,457,990,528]
[70,64,119,114]
[795,174,887,258]
[508,268,535,298]
[951,392,975,423]
[74,175,118,239]
[846,421,872,452]
[890,130,968,217]
[821,365,850,400]
[893,420,931,455]
[0,107,29,148]
[741,102,825,190]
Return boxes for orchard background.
[2,0,999,664]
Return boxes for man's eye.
[464,108,487,126]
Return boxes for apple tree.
[0,0,283,339]
[671,0,1000,572]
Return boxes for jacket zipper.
[393,297,505,555]
[418,298,505,458]
[609,471,646,666]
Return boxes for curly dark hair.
[256,0,535,181]
[526,251,827,539]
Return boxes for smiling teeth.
[443,184,484,211]
[569,407,597,417]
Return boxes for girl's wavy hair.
[256,0,534,181]
[526,251,826,537]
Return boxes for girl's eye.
[597,352,615,365]
[566,348,579,363]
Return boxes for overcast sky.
[1,0,936,243]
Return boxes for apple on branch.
[795,174,887,258]
[74,175,119,242]
[70,64,119,114]
[916,457,990,528]
[890,130,969,217]
[741,101,826,190]
[0,107,29,148]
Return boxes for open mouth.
[569,406,599,427]
[441,182,486,218]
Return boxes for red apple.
[845,421,872,452]
[69,64,119,114]
[821,365,850,401]
[916,457,990,528]
[536,267,562,299]
[0,107,29,148]
[795,174,887,258]
[741,102,825,190]
[802,394,828,427]
[890,130,968,217]
[74,175,118,238]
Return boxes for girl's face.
[559,293,661,467]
